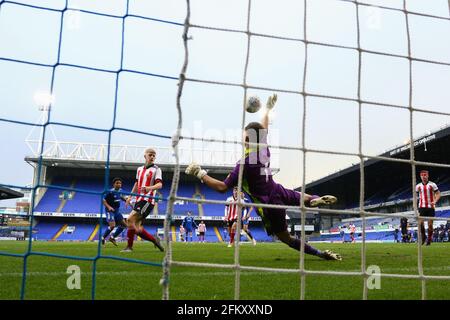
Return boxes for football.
[245,95,261,113]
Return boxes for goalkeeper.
[186,94,341,261]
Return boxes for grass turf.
[0,241,448,300]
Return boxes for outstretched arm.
[202,175,228,193]
[185,163,228,193]
[261,93,277,129]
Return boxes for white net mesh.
[161,0,450,300]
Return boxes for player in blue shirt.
[182,211,198,242]
[240,191,257,245]
[102,177,128,246]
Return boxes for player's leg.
[102,214,115,245]
[418,208,428,245]
[418,219,426,245]
[243,222,256,245]
[228,221,237,247]
[426,218,433,246]
[121,211,138,252]
[275,186,336,208]
[109,214,126,246]
[266,208,341,260]
[275,230,341,261]
[427,208,435,245]
[134,204,164,252]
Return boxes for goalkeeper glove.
[266,93,277,110]
[185,163,207,181]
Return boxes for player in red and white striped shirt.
[121,148,164,252]
[224,187,251,247]
[415,170,440,246]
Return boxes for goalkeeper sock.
[102,226,113,239]
[112,226,124,238]
[127,229,135,248]
[138,229,156,243]
[289,238,321,256]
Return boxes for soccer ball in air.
[245,96,261,113]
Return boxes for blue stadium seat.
[57,223,96,241]
[33,221,64,240]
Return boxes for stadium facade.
[1,141,282,242]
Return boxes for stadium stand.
[31,219,272,243]
[57,223,96,241]
[299,125,450,242]
[33,175,238,217]
[34,177,73,212]
[33,221,65,241]
[304,125,450,210]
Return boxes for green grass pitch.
[0,241,448,300]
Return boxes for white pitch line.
[0,266,449,278]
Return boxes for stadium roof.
[24,140,279,175]
[0,187,24,200]
[24,141,239,174]
[24,157,236,174]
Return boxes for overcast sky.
[0,0,449,198]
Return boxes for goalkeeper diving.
[185,94,342,260]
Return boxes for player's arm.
[261,93,277,129]
[185,163,228,192]
[245,199,254,218]
[102,197,115,212]
[144,182,162,193]
[224,203,229,219]
[244,207,253,220]
[126,182,138,206]
[434,190,441,205]
[145,168,163,193]
[202,175,228,193]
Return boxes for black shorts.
[227,219,237,228]
[133,200,155,219]
[199,232,205,236]
[260,208,287,236]
[401,227,408,235]
[419,208,435,217]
